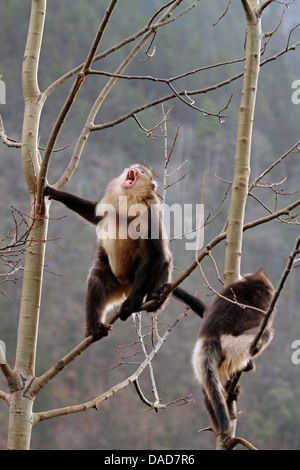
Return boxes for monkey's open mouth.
[121,168,139,188]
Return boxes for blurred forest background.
[0,0,299,450]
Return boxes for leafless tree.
[0,0,299,450]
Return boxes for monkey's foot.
[226,385,241,403]
[145,283,171,312]
[151,283,172,300]
[119,296,141,321]
[119,304,133,322]
[86,322,112,339]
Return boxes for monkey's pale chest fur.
[101,236,140,282]
[96,193,150,283]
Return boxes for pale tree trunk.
[224,0,262,285]
[218,0,262,450]
[7,0,47,450]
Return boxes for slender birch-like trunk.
[7,0,47,450]
[218,0,262,450]
[224,0,262,286]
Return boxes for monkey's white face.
[101,164,158,210]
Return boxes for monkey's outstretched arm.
[45,186,101,225]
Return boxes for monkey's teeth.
[121,168,138,187]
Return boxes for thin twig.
[90,41,300,132]
[261,1,287,54]
[286,23,300,50]
[250,235,300,355]
[0,389,10,405]
[133,379,165,412]
[55,0,188,190]
[133,313,160,407]
[89,57,246,84]
[226,436,258,450]
[213,0,232,26]
[43,0,201,98]
[0,115,21,148]
[249,140,300,192]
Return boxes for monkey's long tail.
[200,338,231,435]
[173,287,206,318]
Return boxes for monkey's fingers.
[86,322,112,339]
[44,186,56,199]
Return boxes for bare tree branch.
[241,0,254,20]
[43,0,202,98]
[0,115,21,148]
[225,436,258,450]
[249,140,300,191]
[0,390,10,405]
[0,359,19,393]
[133,313,161,407]
[250,235,300,355]
[213,0,232,26]
[28,335,96,398]
[258,0,277,14]
[90,41,300,132]
[54,0,189,190]
[133,379,166,411]
[32,311,185,424]
[170,197,300,295]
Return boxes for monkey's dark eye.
[141,170,145,174]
